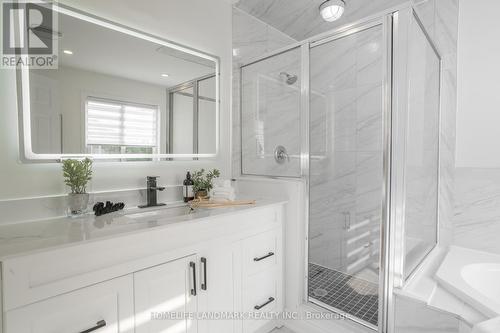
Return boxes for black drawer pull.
[254,297,275,310]
[254,252,274,262]
[79,320,106,333]
[190,261,197,296]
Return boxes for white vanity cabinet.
[133,243,240,333]
[134,255,198,333]
[197,243,238,333]
[4,275,135,333]
[0,202,285,333]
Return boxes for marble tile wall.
[446,1,500,255]
[453,168,500,254]
[240,47,302,177]
[232,7,297,177]
[232,7,296,65]
[451,0,500,256]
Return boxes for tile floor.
[308,263,379,326]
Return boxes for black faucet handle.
[139,176,166,209]
[147,176,160,186]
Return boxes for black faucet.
[139,176,166,208]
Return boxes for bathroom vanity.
[0,201,285,333]
[2,2,286,331]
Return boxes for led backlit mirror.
[17,5,219,161]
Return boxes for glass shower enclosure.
[308,23,385,328]
[240,47,302,178]
[239,7,441,333]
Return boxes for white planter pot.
[68,193,90,215]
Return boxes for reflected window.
[85,97,159,154]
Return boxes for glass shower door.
[308,24,385,328]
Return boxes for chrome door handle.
[343,212,351,230]
[79,320,106,333]
[254,297,275,310]
[190,261,197,296]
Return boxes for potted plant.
[192,168,220,199]
[62,158,93,214]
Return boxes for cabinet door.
[197,243,236,333]
[134,255,198,333]
[4,275,134,333]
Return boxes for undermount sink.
[125,205,194,222]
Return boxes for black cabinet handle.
[254,252,274,262]
[254,297,275,310]
[190,261,197,296]
[201,257,207,291]
[79,320,106,333]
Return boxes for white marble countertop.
[0,198,286,260]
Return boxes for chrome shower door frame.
[304,15,394,332]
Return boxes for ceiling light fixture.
[319,0,345,22]
[161,73,169,77]
[63,50,73,55]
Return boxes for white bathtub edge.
[436,246,500,318]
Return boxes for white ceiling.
[235,0,407,40]
[57,13,215,88]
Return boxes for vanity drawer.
[242,268,278,333]
[242,268,277,312]
[4,275,134,333]
[242,230,278,276]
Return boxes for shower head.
[280,72,298,85]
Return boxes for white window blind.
[86,97,159,147]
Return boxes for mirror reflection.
[28,12,217,157]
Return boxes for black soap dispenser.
[183,172,194,202]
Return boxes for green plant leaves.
[192,168,220,193]
[62,158,93,194]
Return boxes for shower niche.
[238,7,441,332]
